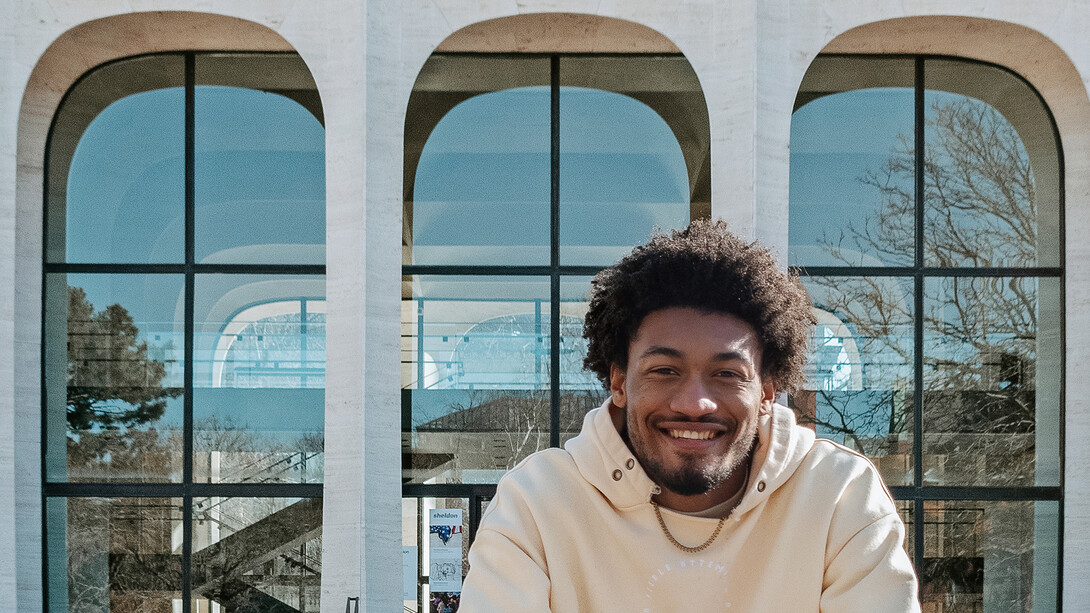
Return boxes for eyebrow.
[637,346,750,364]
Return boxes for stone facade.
[1,2,1088,611]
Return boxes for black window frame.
[790,53,1065,607]
[40,50,326,613]
[400,52,710,582]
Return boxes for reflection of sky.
[63,273,184,346]
[67,88,185,263]
[66,85,324,265]
[789,89,914,266]
[413,86,688,266]
[195,86,325,264]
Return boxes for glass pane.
[924,59,1061,268]
[48,54,185,264]
[191,497,322,612]
[402,497,470,612]
[559,56,702,265]
[193,275,325,484]
[195,54,325,265]
[898,500,914,561]
[47,497,183,612]
[45,273,185,482]
[559,277,608,446]
[402,276,551,484]
[791,276,915,485]
[406,56,551,266]
[790,57,916,267]
[923,277,1060,487]
[921,500,1057,612]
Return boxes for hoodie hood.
[564,399,815,514]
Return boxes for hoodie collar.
[564,399,815,514]
[564,401,659,511]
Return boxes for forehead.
[630,307,763,360]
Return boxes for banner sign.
[428,508,464,611]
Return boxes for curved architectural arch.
[809,19,1090,606]
[790,20,1082,607]
[434,12,681,54]
[16,14,326,613]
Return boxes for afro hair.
[582,219,815,393]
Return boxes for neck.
[652,462,750,513]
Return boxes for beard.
[627,418,758,497]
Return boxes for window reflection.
[403,276,562,484]
[923,277,1060,487]
[558,87,689,265]
[411,86,552,266]
[48,497,183,612]
[790,55,1062,610]
[924,59,1060,268]
[45,274,185,483]
[789,58,915,267]
[194,276,325,484]
[194,87,325,265]
[191,497,322,612]
[791,276,915,486]
[48,55,186,264]
[920,501,1057,612]
[46,51,326,613]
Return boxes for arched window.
[790,55,1062,611]
[401,48,709,605]
[43,53,325,612]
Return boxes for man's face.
[610,307,775,507]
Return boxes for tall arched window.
[790,55,1062,611]
[401,51,709,605]
[43,53,325,613]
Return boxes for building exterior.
[1,2,1088,612]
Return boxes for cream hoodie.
[461,401,921,612]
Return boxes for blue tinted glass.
[411,88,551,266]
[192,274,325,483]
[793,275,915,486]
[559,88,688,265]
[402,275,554,484]
[923,276,1060,487]
[924,59,1060,267]
[194,86,325,264]
[45,273,185,482]
[790,58,915,267]
[56,55,186,263]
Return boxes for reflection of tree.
[65,286,181,478]
[406,311,605,480]
[797,98,1041,485]
[67,286,181,431]
[414,388,604,478]
[796,96,1045,609]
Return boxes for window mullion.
[550,55,561,448]
[912,56,926,575]
[182,50,195,613]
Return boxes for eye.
[648,366,678,376]
[715,369,747,380]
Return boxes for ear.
[609,363,627,409]
[760,378,776,416]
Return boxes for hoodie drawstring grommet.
[612,469,623,481]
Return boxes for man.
[460,220,920,611]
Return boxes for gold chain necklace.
[650,501,726,553]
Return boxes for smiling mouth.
[666,429,723,441]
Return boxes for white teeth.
[669,430,716,440]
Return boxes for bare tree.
[796,98,1042,486]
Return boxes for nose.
[670,375,717,417]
